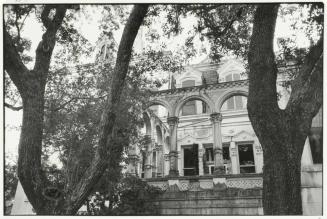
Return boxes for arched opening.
[221,95,247,111]
[142,112,151,135]
[178,99,210,116]
[149,104,169,118]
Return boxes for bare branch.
[19,12,29,31]
[4,102,23,111]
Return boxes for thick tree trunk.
[18,93,49,214]
[248,4,323,215]
[261,138,303,214]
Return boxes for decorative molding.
[226,178,263,189]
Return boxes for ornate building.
[126,57,322,215]
[128,58,263,178]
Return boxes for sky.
[4,4,315,158]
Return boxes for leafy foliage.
[84,176,163,215]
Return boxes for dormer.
[217,59,246,83]
[174,66,203,88]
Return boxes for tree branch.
[34,5,68,83]
[205,7,244,38]
[40,5,54,29]
[4,29,29,93]
[5,102,23,111]
[64,4,149,214]
[286,37,323,117]
[14,11,21,42]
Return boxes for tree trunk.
[248,4,322,215]
[261,137,303,214]
[5,4,149,215]
[18,93,49,214]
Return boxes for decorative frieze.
[145,176,263,192]
[226,178,263,189]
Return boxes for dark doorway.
[183,144,199,176]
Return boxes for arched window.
[180,99,210,116]
[149,104,168,118]
[221,95,247,111]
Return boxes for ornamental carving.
[210,113,222,123]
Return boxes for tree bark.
[248,4,323,215]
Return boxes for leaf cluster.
[84,176,162,215]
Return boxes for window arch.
[221,95,247,111]
[142,112,151,135]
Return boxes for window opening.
[183,144,199,176]
[238,144,255,173]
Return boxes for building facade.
[128,58,268,179]
[126,57,322,215]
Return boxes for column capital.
[155,144,163,151]
[167,116,179,126]
[210,113,222,123]
[128,154,139,160]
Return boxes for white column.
[229,141,239,174]
[167,116,179,176]
[210,113,225,175]
[144,135,152,178]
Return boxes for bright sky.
[4,4,314,158]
